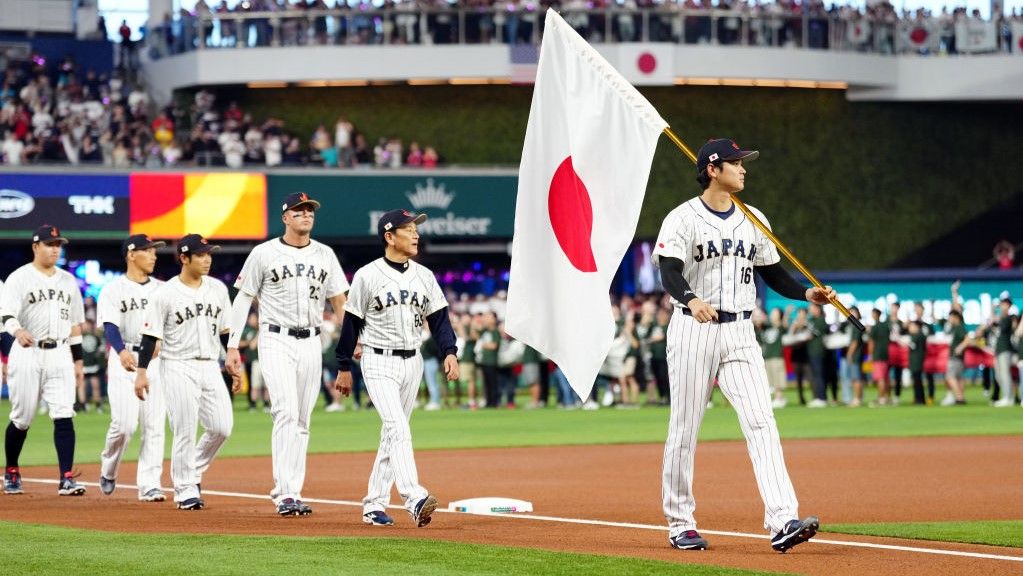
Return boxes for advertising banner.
[130,172,267,240]
[266,174,517,239]
[0,173,129,239]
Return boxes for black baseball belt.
[370,347,417,359]
[267,324,321,339]
[37,338,68,349]
[681,309,752,323]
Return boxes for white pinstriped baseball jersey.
[97,276,165,346]
[345,259,447,350]
[142,276,230,360]
[234,239,348,328]
[1,264,85,338]
[652,197,779,313]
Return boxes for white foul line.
[22,478,1023,563]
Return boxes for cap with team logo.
[696,138,759,176]
[122,233,167,256]
[281,192,321,213]
[176,233,221,255]
[32,224,69,245]
[999,290,1012,305]
[377,209,427,239]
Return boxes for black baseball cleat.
[177,497,205,510]
[412,495,438,528]
[669,530,709,550]
[276,498,301,516]
[296,500,312,516]
[771,516,819,553]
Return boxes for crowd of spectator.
[0,56,156,167]
[144,0,1023,54]
[189,89,442,168]
[0,59,442,169]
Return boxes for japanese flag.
[505,9,667,401]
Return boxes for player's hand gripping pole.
[662,127,865,332]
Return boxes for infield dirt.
[2,436,1021,575]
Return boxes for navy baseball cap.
[32,224,68,245]
[176,233,220,255]
[378,209,427,239]
[281,192,321,213]
[122,233,166,256]
[696,138,759,175]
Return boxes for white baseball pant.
[100,354,166,496]
[7,343,76,429]
[662,313,799,537]
[361,351,429,515]
[160,359,233,503]
[258,329,322,505]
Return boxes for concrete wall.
[142,43,1023,105]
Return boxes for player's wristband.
[3,316,22,336]
[68,334,83,346]
[70,344,83,361]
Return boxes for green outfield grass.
[1,385,1020,466]
[0,521,783,576]
[825,520,1023,548]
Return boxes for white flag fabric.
[505,9,667,401]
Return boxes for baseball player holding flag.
[653,139,832,552]
[135,234,237,510]
[334,209,458,528]
[97,234,168,502]
[226,192,349,517]
[507,10,841,554]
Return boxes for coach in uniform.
[2,225,87,496]
[135,234,238,510]
[97,234,168,502]
[334,209,458,528]
[226,192,349,516]
[652,140,834,552]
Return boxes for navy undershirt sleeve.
[104,322,126,353]
[426,307,458,358]
[755,263,808,301]
[335,313,365,372]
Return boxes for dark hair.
[177,252,194,265]
[872,308,881,316]
[695,162,720,190]
[949,310,962,320]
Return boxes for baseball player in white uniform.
[2,225,88,496]
[334,209,459,528]
[226,192,349,517]
[134,233,238,510]
[653,139,835,552]
[97,234,168,502]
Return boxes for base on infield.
[448,497,534,514]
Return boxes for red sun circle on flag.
[548,156,597,273]
[637,53,657,75]
[910,27,928,44]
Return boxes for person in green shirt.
[868,308,892,405]
[806,304,829,408]
[520,344,543,408]
[645,307,670,405]
[992,296,1017,407]
[477,312,501,409]
[942,310,968,406]
[79,320,106,413]
[756,308,787,409]
[840,307,866,407]
[421,334,442,411]
[907,320,927,405]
